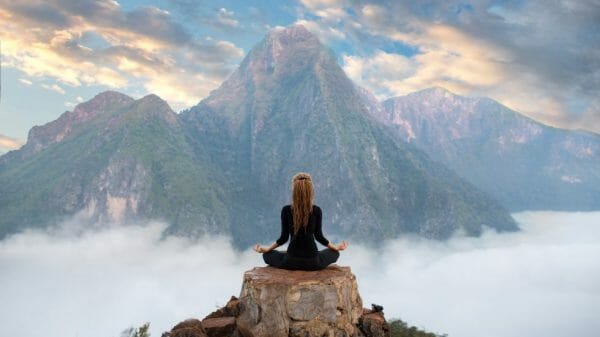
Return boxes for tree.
[120,322,150,337]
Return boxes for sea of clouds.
[1,211,599,337]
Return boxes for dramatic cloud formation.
[2,0,597,138]
[298,0,600,133]
[0,0,244,110]
[1,212,599,337]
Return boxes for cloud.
[299,0,347,12]
[216,8,239,28]
[293,19,346,42]
[0,0,244,110]
[1,211,599,337]
[300,1,600,133]
[41,83,66,94]
[18,78,33,86]
[342,50,416,99]
[349,211,600,337]
[0,134,24,151]
[65,96,85,108]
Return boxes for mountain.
[0,91,228,237]
[0,25,518,245]
[366,87,600,211]
[180,25,517,246]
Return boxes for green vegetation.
[389,318,447,337]
[120,322,150,337]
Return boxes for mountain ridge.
[1,25,521,245]
[367,86,600,211]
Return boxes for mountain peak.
[78,91,134,111]
[267,24,317,42]
[133,93,178,125]
[22,91,135,154]
[255,24,322,67]
[91,90,133,101]
[139,93,169,106]
[200,24,332,114]
[414,86,457,98]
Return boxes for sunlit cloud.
[0,0,244,111]
[300,1,600,133]
[0,134,24,151]
[343,50,416,99]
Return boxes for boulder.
[205,296,242,319]
[358,307,389,337]
[236,265,363,337]
[202,317,237,337]
[168,319,208,337]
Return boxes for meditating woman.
[253,172,348,270]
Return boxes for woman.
[253,172,348,271]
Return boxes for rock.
[370,304,383,313]
[236,265,363,337]
[205,296,242,319]
[358,309,389,337]
[169,319,208,337]
[202,317,237,337]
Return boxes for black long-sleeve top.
[276,204,330,258]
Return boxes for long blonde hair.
[291,172,314,235]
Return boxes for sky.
[1,211,599,337]
[0,0,599,153]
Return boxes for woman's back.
[278,205,329,258]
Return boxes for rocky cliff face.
[164,265,390,337]
[367,87,600,211]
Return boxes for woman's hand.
[253,244,268,253]
[328,240,349,251]
[254,242,279,253]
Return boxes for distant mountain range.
[360,87,600,211]
[5,25,596,246]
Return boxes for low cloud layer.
[1,212,599,337]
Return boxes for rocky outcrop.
[165,265,390,337]
[236,266,363,337]
[169,319,207,337]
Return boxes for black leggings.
[263,249,340,271]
